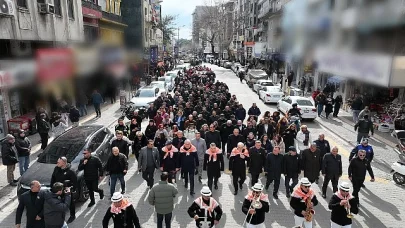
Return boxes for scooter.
[390,130,405,185]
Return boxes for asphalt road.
[1,64,404,228]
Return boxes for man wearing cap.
[290,177,319,228]
[242,183,269,228]
[1,134,19,186]
[106,147,128,197]
[227,128,245,158]
[349,138,374,163]
[230,142,249,195]
[191,132,208,183]
[148,172,178,228]
[301,143,322,184]
[354,114,374,144]
[264,146,283,199]
[328,182,358,228]
[322,146,342,198]
[203,143,224,191]
[103,192,141,228]
[283,146,301,198]
[139,140,160,189]
[179,139,199,195]
[187,186,223,228]
[160,141,180,183]
[248,140,266,186]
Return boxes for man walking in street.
[78,148,104,207]
[265,146,284,199]
[351,94,363,123]
[230,142,249,195]
[179,139,199,195]
[301,143,322,184]
[42,182,71,228]
[37,113,50,150]
[191,132,207,183]
[139,140,160,189]
[354,115,374,144]
[148,172,178,228]
[205,124,222,150]
[50,157,78,223]
[106,147,128,197]
[315,91,327,117]
[203,143,224,191]
[220,120,235,151]
[348,149,375,207]
[111,131,130,158]
[16,180,45,228]
[1,134,19,186]
[283,147,300,198]
[314,133,331,160]
[92,89,103,118]
[15,129,31,176]
[227,128,245,158]
[160,140,179,183]
[188,186,223,228]
[248,140,266,186]
[321,147,342,198]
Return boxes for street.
[1,64,404,228]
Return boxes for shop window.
[54,0,62,16]
[17,0,28,8]
[68,0,74,19]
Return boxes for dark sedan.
[17,125,113,202]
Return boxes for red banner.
[36,48,74,82]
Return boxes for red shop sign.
[36,48,74,82]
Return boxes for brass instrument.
[345,196,354,219]
[242,194,263,227]
[304,197,315,222]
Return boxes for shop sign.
[36,48,74,82]
[174,46,179,58]
[150,45,158,66]
[246,47,253,59]
[315,48,391,87]
[244,41,255,46]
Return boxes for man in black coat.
[265,147,284,199]
[248,141,266,186]
[301,143,322,183]
[204,124,222,149]
[229,142,249,195]
[50,157,78,223]
[37,113,50,150]
[106,147,129,197]
[1,134,19,186]
[15,180,45,228]
[328,182,358,227]
[242,183,269,227]
[226,128,245,158]
[247,103,261,121]
[314,133,331,160]
[321,146,342,198]
[220,120,234,151]
[283,147,300,198]
[110,131,130,158]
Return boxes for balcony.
[82,0,101,11]
[102,11,122,23]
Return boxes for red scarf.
[245,191,269,202]
[230,147,249,158]
[162,146,178,159]
[292,186,314,201]
[335,191,354,200]
[180,145,197,156]
[206,147,221,161]
[194,197,219,217]
[110,199,131,214]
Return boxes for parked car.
[277,96,317,120]
[245,69,269,87]
[149,81,167,96]
[220,60,227,67]
[130,86,160,110]
[231,63,242,73]
[224,62,233,69]
[17,125,114,201]
[259,86,284,104]
[158,75,174,91]
[252,80,275,93]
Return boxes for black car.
[17,125,113,202]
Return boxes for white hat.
[252,183,264,191]
[339,182,351,191]
[300,177,312,187]
[201,186,212,196]
[111,192,124,202]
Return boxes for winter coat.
[265,153,284,179]
[115,124,129,137]
[229,149,249,174]
[106,153,129,175]
[276,122,288,135]
[271,139,285,154]
[179,145,199,171]
[322,153,342,178]
[102,204,141,228]
[132,135,148,154]
[257,124,274,139]
[246,138,255,149]
[325,98,334,114]
[204,131,222,149]
[16,191,45,228]
[172,136,187,150]
[111,139,129,157]
[226,134,246,155]
[51,121,68,138]
[248,107,261,116]
[1,141,18,165]
[248,147,266,174]
[243,127,257,138]
[349,144,374,162]
[160,146,179,171]
[283,153,301,177]
[69,107,80,123]
[203,149,224,177]
[301,148,322,181]
[148,181,178,214]
[235,107,246,121]
[348,157,375,181]
[78,156,103,181]
[42,191,70,227]
[354,119,374,134]
[261,140,273,154]
[220,124,235,142]
[282,129,297,149]
[314,139,331,158]
[50,164,78,191]
[15,136,31,157]
[145,125,158,140]
[296,130,312,152]
[328,194,358,226]
[37,119,50,134]
[91,92,103,105]
[242,197,269,225]
[351,97,363,110]
[184,128,198,140]
[188,197,223,228]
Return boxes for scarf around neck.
[206,147,221,161]
[292,186,314,201]
[335,191,354,200]
[180,145,197,156]
[245,191,269,202]
[230,147,249,158]
[162,146,178,159]
[110,199,131,214]
[194,197,219,217]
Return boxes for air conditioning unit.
[0,0,14,16]
[10,41,32,57]
[38,3,55,14]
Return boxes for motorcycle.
[390,130,405,185]
[288,114,301,131]
[120,103,147,121]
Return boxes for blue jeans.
[157,212,172,228]
[317,104,324,116]
[79,105,87,116]
[352,110,360,123]
[18,156,30,176]
[110,173,125,196]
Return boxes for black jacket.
[51,164,78,191]
[15,136,31,157]
[106,153,128,175]
[203,152,224,177]
[282,129,297,149]
[115,124,129,137]
[16,191,45,228]
[111,139,129,157]
[328,194,358,226]
[226,134,245,154]
[354,119,374,134]
[1,141,18,165]
[265,153,284,179]
[348,157,374,181]
[102,204,141,228]
[69,107,80,123]
[229,152,248,174]
[78,156,104,181]
[243,127,257,138]
[242,198,269,225]
[220,124,235,142]
[283,153,301,177]
[145,125,158,140]
[248,147,266,173]
[257,124,274,139]
[41,191,71,227]
[37,119,50,134]
[322,153,342,177]
[314,139,331,158]
[172,136,187,150]
[188,197,223,228]
[290,193,318,217]
[132,135,148,154]
[204,131,222,149]
[301,149,322,182]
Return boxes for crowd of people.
[8,65,376,228]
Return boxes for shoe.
[214,185,218,190]
[121,191,125,194]
[198,176,202,183]
[88,201,95,207]
[273,193,278,199]
[190,191,195,196]
[67,216,76,224]
[239,183,243,190]
[99,190,104,199]
[9,182,17,186]
[286,192,291,198]
[315,179,319,184]
[233,190,238,195]
[322,194,326,198]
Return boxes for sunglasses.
[358,154,366,157]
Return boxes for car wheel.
[78,179,89,202]
[393,172,405,185]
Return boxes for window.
[115,1,120,15]
[68,0,74,19]
[54,0,62,16]
[17,0,27,8]
[110,0,115,13]
[296,100,313,106]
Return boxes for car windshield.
[158,77,165,81]
[150,83,164,89]
[37,142,85,164]
[261,82,274,86]
[268,87,281,92]
[296,100,313,106]
[135,89,155,97]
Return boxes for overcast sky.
[160,0,207,40]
